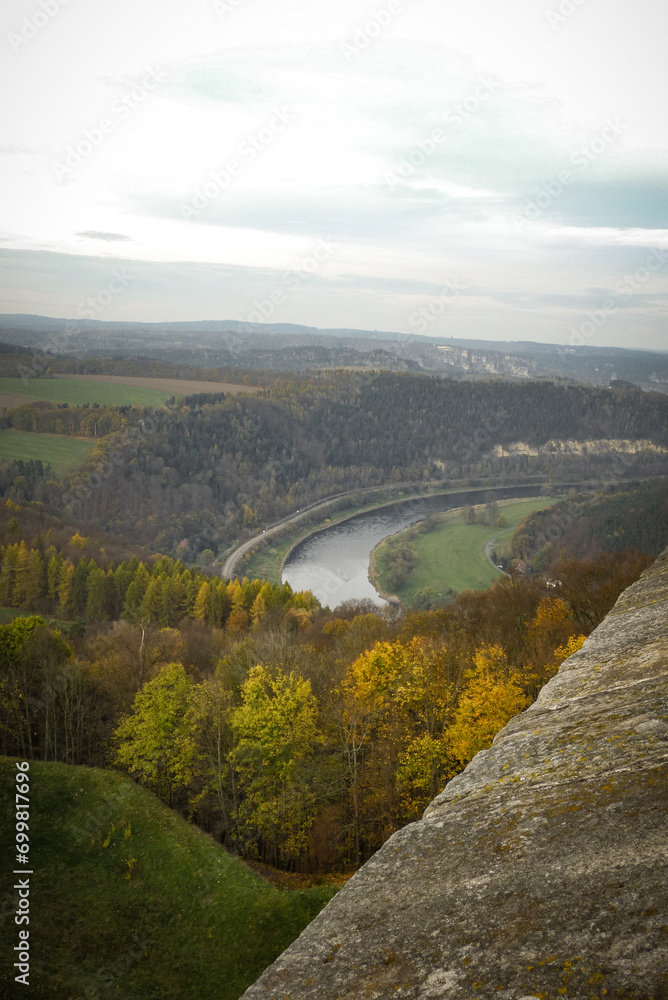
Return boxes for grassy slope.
[0,759,335,1000]
[0,377,170,407]
[0,428,94,473]
[374,497,558,604]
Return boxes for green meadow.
[372,496,560,605]
[0,377,171,407]
[0,429,94,474]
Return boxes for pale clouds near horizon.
[0,0,667,348]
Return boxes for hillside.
[2,373,665,558]
[0,759,335,1000]
[512,479,668,569]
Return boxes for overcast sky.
[1,0,667,348]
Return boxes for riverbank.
[236,479,549,585]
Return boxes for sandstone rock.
[240,547,668,1000]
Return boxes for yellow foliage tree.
[340,637,460,857]
[192,581,211,621]
[550,633,587,668]
[230,664,320,866]
[447,644,530,767]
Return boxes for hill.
[0,759,335,1000]
[512,479,668,569]
[2,373,666,558]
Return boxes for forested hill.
[8,374,653,555]
[512,479,668,567]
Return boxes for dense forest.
[3,373,666,557]
[0,346,272,387]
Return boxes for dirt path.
[484,533,510,576]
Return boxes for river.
[281,484,547,608]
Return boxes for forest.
[2,372,667,559]
[511,479,668,568]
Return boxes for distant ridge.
[1,314,666,389]
[0,313,666,353]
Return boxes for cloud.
[1,23,666,350]
[76,231,132,242]
[101,43,668,251]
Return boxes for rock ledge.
[240,549,668,1000]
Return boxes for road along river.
[281,484,551,608]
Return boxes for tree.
[447,644,529,766]
[69,557,92,617]
[0,616,80,761]
[122,563,150,619]
[57,559,74,612]
[185,675,236,838]
[114,662,195,805]
[554,550,653,629]
[86,621,184,709]
[338,638,460,858]
[139,577,162,622]
[46,551,63,601]
[85,566,109,622]
[12,546,44,610]
[193,581,211,622]
[0,544,19,602]
[230,664,320,867]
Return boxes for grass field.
[0,759,336,1000]
[0,428,94,473]
[0,377,172,407]
[372,497,560,605]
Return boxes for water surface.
[282,485,541,608]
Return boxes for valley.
[0,328,666,999]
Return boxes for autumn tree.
[230,664,320,867]
[185,674,236,839]
[446,644,529,766]
[114,661,195,805]
[84,620,184,710]
[338,637,461,860]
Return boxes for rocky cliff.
[240,548,668,1000]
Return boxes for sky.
[1,0,667,349]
